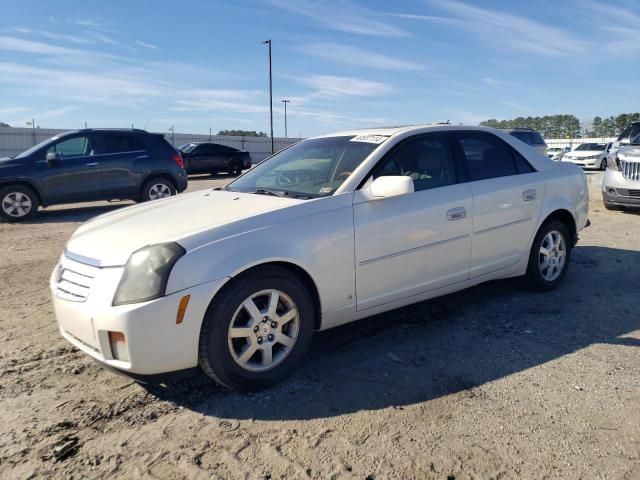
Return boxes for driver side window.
[47,136,94,158]
[373,135,456,192]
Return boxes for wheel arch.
[540,209,577,246]
[0,179,45,206]
[224,260,323,331]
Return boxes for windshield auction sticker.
[350,135,389,144]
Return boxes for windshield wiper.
[251,189,287,197]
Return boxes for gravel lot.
[1,171,639,479]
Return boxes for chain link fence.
[0,127,300,163]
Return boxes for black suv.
[178,142,252,176]
[0,128,188,222]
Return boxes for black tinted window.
[510,131,533,144]
[513,149,535,173]
[216,144,237,154]
[531,132,545,144]
[374,135,456,191]
[104,134,143,153]
[456,133,517,181]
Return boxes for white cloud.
[297,43,424,71]
[482,77,509,88]
[136,40,158,50]
[269,0,407,37]
[423,0,588,57]
[295,75,393,97]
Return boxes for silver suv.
[500,128,548,156]
[601,122,640,210]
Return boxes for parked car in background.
[547,146,570,161]
[178,142,252,176]
[500,128,548,155]
[562,143,609,170]
[0,128,187,222]
[602,128,640,210]
[51,124,589,391]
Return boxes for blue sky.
[1,0,639,137]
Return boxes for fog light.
[108,331,129,361]
[607,187,616,195]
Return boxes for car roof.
[59,128,151,136]
[312,123,484,139]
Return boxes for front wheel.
[198,266,315,391]
[600,158,607,170]
[524,220,571,291]
[141,178,176,202]
[0,185,39,222]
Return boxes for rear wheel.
[228,160,243,177]
[198,266,315,391]
[141,178,176,202]
[0,185,39,222]
[524,220,571,291]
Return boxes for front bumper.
[50,255,227,375]
[601,169,640,208]
[563,158,600,168]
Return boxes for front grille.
[629,190,640,198]
[55,261,97,302]
[620,160,640,181]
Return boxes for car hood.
[618,146,640,161]
[564,151,604,158]
[66,190,304,266]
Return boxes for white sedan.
[562,143,610,170]
[51,125,589,391]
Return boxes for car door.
[40,133,102,204]
[452,132,545,278]
[353,134,472,311]
[97,133,146,198]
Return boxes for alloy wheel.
[1,191,32,218]
[148,183,172,200]
[538,230,566,282]
[227,289,300,372]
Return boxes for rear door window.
[510,131,533,145]
[104,134,143,154]
[455,132,518,181]
[531,132,545,145]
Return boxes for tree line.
[480,113,640,138]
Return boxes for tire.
[198,266,315,391]
[524,220,572,291]
[0,185,39,222]
[600,158,607,170]
[140,178,176,202]
[228,160,243,177]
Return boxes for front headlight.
[113,242,186,306]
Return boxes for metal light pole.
[26,118,36,145]
[169,125,175,145]
[262,39,274,154]
[281,99,290,138]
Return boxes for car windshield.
[13,135,61,159]
[178,143,197,153]
[576,143,606,151]
[226,135,385,199]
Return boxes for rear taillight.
[172,153,184,169]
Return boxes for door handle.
[447,207,467,221]
[522,189,537,201]
[85,162,99,167]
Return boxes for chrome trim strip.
[359,234,470,266]
[64,250,102,267]
[475,217,532,236]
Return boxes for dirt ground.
[1,171,639,480]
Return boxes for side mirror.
[370,176,414,199]
[46,151,60,166]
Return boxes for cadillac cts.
[51,125,589,391]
